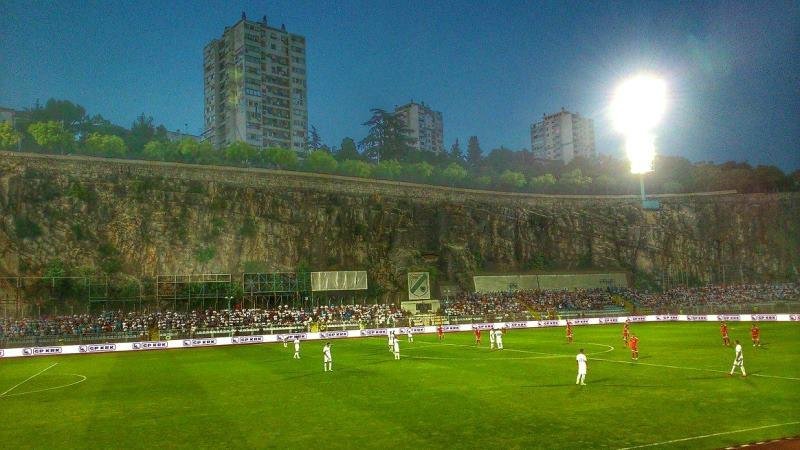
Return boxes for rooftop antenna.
[262,15,267,25]
[241,11,246,20]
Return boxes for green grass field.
[1,322,798,449]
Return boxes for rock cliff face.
[0,152,797,300]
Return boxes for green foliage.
[474,175,492,188]
[401,161,434,181]
[264,147,298,169]
[43,258,67,278]
[449,139,463,161]
[242,260,268,273]
[66,182,95,203]
[195,245,216,264]
[441,162,468,184]
[28,98,87,132]
[558,168,592,191]
[360,109,414,162]
[14,216,42,239]
[71,223,87,241]
[526,253,550,270]
[306,150,338,173]
[127,113,166,154]
[338,159,372,178]
[466,136,482,168]
[0,120,21,150]
[498,170,527,189]
[529,173,556,191]
[143,140,178,161]
[179,139,216,164]
[336,137,360,161]
[240,217,257,238]
[84,133,127,157]
[27,121,73,152]
[224,141,257,164]
[374,160,402,179]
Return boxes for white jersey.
[734,344,743,363]
[294,338,300,351]
[393,338,400,352]
[407,330,412,338]
[388,332,394,345]
[489,330,496,342]
[495,331,503,343]
[323,345,332,362]
[576,353,587,374]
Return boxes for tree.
[224,141,258,165]
[336,137,360,161]
[449,139,463,161]
[29,99,86,133]
[306,150,338,173]
[264,147,297,169]
[441,162,468,185]
[466,136,482,168]
[81,114,128,141]
[143,140,178,161]
[558,168,592,192]
[498,170,527,190]
[401,161,434,181]
[0,121,21,150]
[338,159,372,178]
[307,125,323,153]
[27,121,73,153]
[374,159,403,179]
[359,109,414,162]
[127,114,158,154]
[529,173,557,191]
[84,133,127,157]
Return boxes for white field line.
[3,374,87,398]
[592,357,800,381]
[0,362,58,397]
[617,421,800,449]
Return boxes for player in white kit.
[576,348,587,385]
[393,335,401,360]
[323,342,332,372]
[495,329,504,350]
[729,339,746,377]
[489,328,496,349]
[387,331,394,352]
[407,328,413,343]
[293,337,301,359]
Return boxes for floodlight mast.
[610,75,667,208]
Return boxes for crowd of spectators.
[444,288,617,318]
[620,282,800,309]
[1,283,797,340]
[0,304,404,339]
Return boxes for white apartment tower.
[530,109,595,164]
[203,13,308,152]
[394,102,444,154]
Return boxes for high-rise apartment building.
[530,109,595,164]
[394,102,444,154]
[203,13,307,152]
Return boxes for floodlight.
[610,75,667,135]
[625,132,656,175]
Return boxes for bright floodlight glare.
[625,132,656,174]
[610,75,667,134]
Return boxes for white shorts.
[324,355,332,363]
[578,368,587,375]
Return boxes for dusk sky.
[1,0,798,170]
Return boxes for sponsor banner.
[790,314,800,322]
[472,323,495,330]
[751,314,777,322]
[0,349,4,357]
[717,314,741,321]
[442,325,461,332]
[570,318,591,325]
[627,316,647,323]
[23,347,63,356]
[656,315,679,321]
[183,338,217,347]
[360,328,388,337]
[506,322,528,329]
[79,344,117,353]
[537,320,560,328]
[232,336,264,344]
[687,315,708,321]
[319,331,349,339]
[132,341,168,350]
[599,317,619,324]
[276,333,308,341]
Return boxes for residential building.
[0,106,16,124]
[394,101,444,154]
[530,108,595,164]
[203,13,307,153]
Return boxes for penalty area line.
[617,421,800,449]
[0,362,58,398]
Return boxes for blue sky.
[1,0,798,169]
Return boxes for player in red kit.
[629,334,639,360]
[622,320,630,345]
[474,327,482,345]
[750,323,761,347]
[720,322,730,346]
[566,321,573,344]
[437,325,444,341]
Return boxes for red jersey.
[623,325,630,336]
[629,336,639,350]
[437,326,443,335]
[566,324,573,336]
[751,327,760,338]
[720,324,729,336]
[474,329,481,338]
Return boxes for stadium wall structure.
[0,151,798,302]
[1,313,798,358]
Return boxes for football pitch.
[1,322,798,449]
